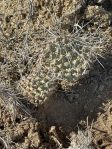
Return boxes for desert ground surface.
[0,0,112,149]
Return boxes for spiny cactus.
[17,31,106,106]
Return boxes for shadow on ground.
[17,53,112,134]
[35,53,112,133]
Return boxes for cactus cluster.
[17,32,104,106]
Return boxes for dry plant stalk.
[0,84,31,123]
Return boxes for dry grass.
[0,0,109,103]
[0,136,8,149]
[0,0,112,148]
[0,0,109,86]
[67,130,93,149]
[0,83,31,124]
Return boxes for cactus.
[17,31,105,106]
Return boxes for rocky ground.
[0,0,112,149]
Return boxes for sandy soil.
[0,0,112,149]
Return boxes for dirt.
[0,0,112,149]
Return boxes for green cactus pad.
[18,32,104,106]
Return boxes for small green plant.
[18,27,107,105]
